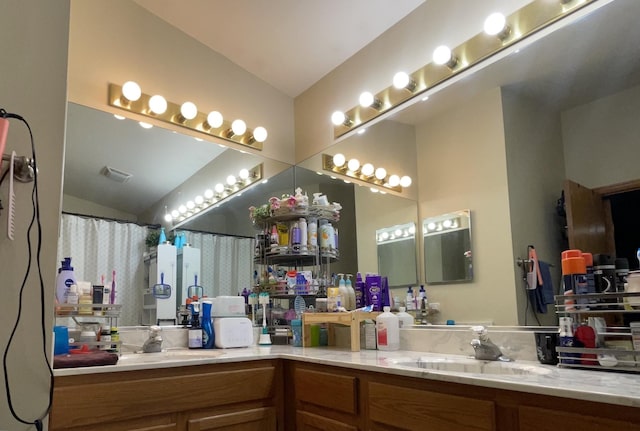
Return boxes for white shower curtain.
[57,214,148,326]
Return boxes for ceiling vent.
[101,166,133,183]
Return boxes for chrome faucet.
[142,325,163,353]
[470,326,512,362]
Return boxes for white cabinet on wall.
[143,243,177,325]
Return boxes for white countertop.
[53,345,640,408]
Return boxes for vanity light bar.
[332,0,597,138]
[376,222,416,244]
[108,83,266,151]
[322,153,406,193]
[168,163,263,227]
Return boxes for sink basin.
[392,357,552,376]
[119,349,224,363]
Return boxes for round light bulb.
[347,158,360,172]
[195,195,204,205]
[332,153,346,167]
[139,121,153,129]
[226,175,236,186]
[400,175,412,187]
[148,95,167,114]
[484,12,507,36]
[204,189,214,199]
[164,213,173,222]
[206,111,223,128]
[370,188,379,193]
[388,174,400,187]
[214,183,225,193]
[239,168,250,180]
[122,81,141,102]
[374,167,387,180]
[114,115,125,120]
[409,225,416,234]
[231,119,247,136]
[427,222,436,231]
[178,205,187,214]
[186,201,195,210]
[395,229,403,237]
[393,72,410,89]
[443,219,453,228]
[432,45,453,65]
[359,91,375,108]
[171,210,180,219]
[253,126,268,142]
[331,111,346,126]
[361,163,374,176]
[180,102,198,120]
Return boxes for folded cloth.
[528,260,555,314]
[53,351,119,369]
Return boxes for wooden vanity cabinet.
[49,360,283,431]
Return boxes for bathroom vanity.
[49,346,640,431]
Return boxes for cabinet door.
[368,382,496,431]
[187,407,276,431]
[519,405,640,431]
[296,411,358,431]
[48,414,179,431]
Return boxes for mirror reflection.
[376,222,418,288]
[423,210,472,285]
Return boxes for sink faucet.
[142,325,163,353]
[470,326,512,362]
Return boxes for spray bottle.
[56,258,77,303]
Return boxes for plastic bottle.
[298,218,307,252]
[270,225,279,250]
[307,218,317,249]
[201,299,215,349]
[158,227,167,245]
[354,272,365,308]
[56,258,77,304]
[345,274,356,311]
[559,316,577,364]
[337,274,350,310]
[327,286,341,312]
[405,286,415,311]
[396,306,415,328]
[319,220,335,251]
[291,222,301,253]
[291,319,302,347]
[66,284,79,306]
[188,302,203,349]
[376,306,400,351]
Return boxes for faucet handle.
[471,325,487,335]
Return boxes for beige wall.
[68,0,294,164]
[0,2,70,430]
[415,87,517,326]
[63,194,137,221]
[562,83,640,189]
[502,90,566,326]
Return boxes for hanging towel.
[529,260,555,313]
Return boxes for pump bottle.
[56,258,77,304]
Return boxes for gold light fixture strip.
[322,153,402,193]
[333,0,596,138]
[108,83,264,151]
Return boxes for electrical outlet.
[428,302,440,311]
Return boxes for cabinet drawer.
[295,368,358,414]
[187,406,276,431]
[519,405,640,431]
[368,382,495,431]
[297,411,359,431]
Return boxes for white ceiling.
[133,0,425,97]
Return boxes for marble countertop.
[53,345,640,408]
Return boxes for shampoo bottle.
[56,258,77,304]
[298,218,307,252]
[201,299,215,349]
[354,272,365,308]
[376,306,400,351]
[291,222,301,253]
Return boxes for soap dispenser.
[345,274,356,310]
[337,274,349,310]
[405,286,415,311]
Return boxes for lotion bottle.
[345,274,356,310]
[56,258,77,304]
[337,274,350,310]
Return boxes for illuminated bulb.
[347,158,360,172]
[180,102,198,120]
[206,111,223,128]
[361,163,374,177]
[370,188,379,193]
[226,175,236,186]
[443,219,453,228]
[409,225,416,234]
[332,153,346,167]
[427,222,436,231]
[114,114,125,120]
[214,183,225,194]
[253,126,268,142]
[378,235,384,242]
[359,91,375,108]
[164,213,172,222]
[186,201,195,210]
[484,12,507,36]
[139,121,153,129]
[195,195,204,205]
[395,229,403,237]
[122,81,141,102]
[171,210,179,219]
[388,175,400,187]
[374,167,387,180]
[231,119,247,136]
[400,176,412,187]
[239,169,250,180]
[381,232,389,240]
[432,45,453,65]
[149,95,167,114]
[204,189,214,199]
[392,72,416,91]
[331,111,347,126]
[178,205,187,214]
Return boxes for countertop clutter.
[53,345,640,408]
